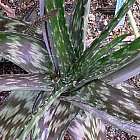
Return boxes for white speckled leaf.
[38,0,60,74]
[0,74,53,91]
[45,0,74,73]
[70,0,90,54]
[47,100,79,140]
[0,16,27,33]
[18,85,70,139]
[28,99,78,140]
[0,16,39,39]
[63,80,140,136]
[31,99,60,140]
[0,88,54,140]
[0,90,41,139]
[0,33,52,73]
[68,112,105,140]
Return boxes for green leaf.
[63,80,140,136]
[80,36,140,80]
[92,34,128,62]
[79,34,128,79]
[70,0,91,58]
[0,90,41,139]
[0,74,53,91]
[83,0,91,50]
[90,36,140,78]
[45,0,74,74]
[39,0,60,74]
[0,32,52,74]
[80,0,135,63]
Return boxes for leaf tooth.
[65,23,69,28]
[25,116,33,126]
[83,4,87,8]
[82,15,85,20]
[62,3,65,8]
[39,101,45,108]
[32,109,38,115]
[38,106,43,112]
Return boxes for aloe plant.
[0,0,140,139]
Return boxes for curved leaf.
[0,74,53,91]
[0,16,40,40]
[63,80,140,136]
[47,100,79,140]
[92,34,128,62]
[81,36,140,80]
[79,34,128,79]
[64,98,140,137]
[28,99,79,140]
[80,0,135,63]
[18,84,70,139]
[26,99,60,140]
[0,90,41,139]
[91,37,140,78]
[103,54,140,84]
[0,32,52,74]
[68,112,105,140]
[83,0,91,50]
